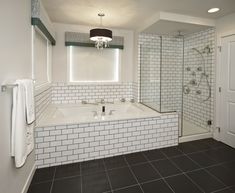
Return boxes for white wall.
[0,1,35,193]
[52,23,134,82]
[215,13,235,139]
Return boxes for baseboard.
[179,132,213,143]
[21,163,36,193]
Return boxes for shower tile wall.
[138,34,161,110]
[183,28,215,130]
[161,37,183,112]
[51,82,134,104]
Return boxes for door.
[220,35,235,148]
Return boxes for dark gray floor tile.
[131,163,161,183]
[81,159,105,176]
[201,139,229,149]
[178,142,199,154]
[189,140,211,152]
[206,165,235,186]
[160,146,183,158]
[142,149,166,161]
[188,152,218,167]
[141,179,174,193]
[214,188,235,193]
[82,172,111,193]
[113,185,143,193]
[107,167,138,189]
[55,163,80,179]
[171,155,200,172]
[27,181,52,193]
[222,161,235,173]
[205,147,235,163]
[187,169,225,193]
[104,156,127,170]
[125,152,148,165]
[152,159,181,177]
[166,174,203,193]
[52,176,81,193]
[31,167,55,184]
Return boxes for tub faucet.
[82,100,87,104]
[92,111,98,117]
[100,98,105,104]
[109,110,115,115]
[120,98,126,102]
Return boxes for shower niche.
[139,18,215,139]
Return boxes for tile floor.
[28,138,235,193]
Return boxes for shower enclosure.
[139,28,215,138]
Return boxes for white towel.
[23,80,35,124]
[11,80,35,168]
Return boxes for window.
[33,28,52,88]
[68,46,121,83]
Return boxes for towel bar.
[1,84,18,92]
[1,79,35,92]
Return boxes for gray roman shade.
[31,0,56,45]
[65,32,124,49]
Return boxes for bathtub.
[35,102,179,168]
[37,102,161,127]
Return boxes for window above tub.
[66,32,123,84]
[68,46,121,83]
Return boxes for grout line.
[49,167,56,193]
[123,156,145,193]
[80,162,83,193]
[160,148,205,193]
[103,159,114,193]
[177,143,229,188]
[141,153,176,193]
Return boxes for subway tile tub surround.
[51,82,134,104]
[35,113,178,168]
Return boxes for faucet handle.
[82,100,87,104]
[109,110,115,115]
[130,99,135,103]
[120,98,126,102]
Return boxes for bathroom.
[0,0,235,193]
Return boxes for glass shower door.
[139,36,161,112]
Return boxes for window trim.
[32,26,52,90]
[67,46,121,85]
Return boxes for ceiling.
[41,0,235,30]
[143,20,212,35]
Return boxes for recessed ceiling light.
[208,8,220,13]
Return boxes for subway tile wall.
[51,82,134,104]
[35,86,52,124]
[35,114,178,168]
[138,28,215,131]
[183,28,215,130]
[161,36,183,112]
[138,34,161,111]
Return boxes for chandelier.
[90,13,112,49]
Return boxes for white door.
[220,35,235,148]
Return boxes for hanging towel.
[23,79,35,124]
[11,79,35,168]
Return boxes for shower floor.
[182,119,209,136]
[27,139,235,193]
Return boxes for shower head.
[174,31,184,38]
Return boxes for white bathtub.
[37,102,161,127]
